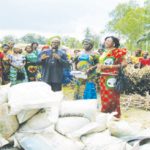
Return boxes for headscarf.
[82,38,94,49]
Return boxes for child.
[9,47,28,86]
[25,45,38,81]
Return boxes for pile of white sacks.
[0,82,150,150]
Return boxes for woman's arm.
[97,58,127,70]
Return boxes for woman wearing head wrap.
[97,36,127,118]
[74,38,99,99]
[9,47,28,86]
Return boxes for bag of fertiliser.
[8,82,63,115]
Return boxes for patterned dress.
[9,54,28,85]
[74,51,99,99]
[2,53,10,84]
[0,52,4,84]
[99,48,127,118]
[25,51,38,81]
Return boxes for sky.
[0,0,144,40]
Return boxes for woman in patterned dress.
[25,45,38,81]
[9,47,28,86]
[74,38,99,100]
[1,44,10,84]
[0,50,4,85]
[97,36,127,118]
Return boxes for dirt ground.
[121,108,150,128]
[62,85,150,128]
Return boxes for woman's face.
[26,46,32,53]
[32,44,38,49]
[13,48,19,54]
[104,38,114,49]
[3,46,9,53]
[18,49,23,54]
[83,42,92,51]
[135,51,141,57]
[8,42,15,49]
[143,53,148,59]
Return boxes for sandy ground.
[121,108,150,128]
[62,85,150,128]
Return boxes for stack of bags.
[0,82,150,150]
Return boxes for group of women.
[74,36,127,118]
[0,36,128,118]
[130,49,150,68]
[0,42,40,85]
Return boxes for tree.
[46,35,61,45]
[21,33,46,44]
[84,27,92,39]
[2,35,17,44]
[62,36,82,49]
[106,0,149,51]
[92,34,101,50]
[84,28,101,50]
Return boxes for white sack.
[140,144,150,150]
[0,104,19,139]
[138,128,150,137]
[19,109,58,133]
[107,120,142,138]
[16,132,84,150]
[67,122,107,139]
[95,112,108,131]
[0,136,9,148]
[55,117,90,136]
[17,109,39,124]
[0,83,10,104]
[8,82,63,114]
[66,112,110,139]
[60,100,97,121]
[82,131,132,150]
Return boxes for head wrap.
[82,38,94,48]
[42,45,49,50]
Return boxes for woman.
[25,45,38,81]
[1,44,10,84]
[0,49,4,84]
[139,52,150,68]
[9,47,28,86]
[97,36,127,118]
[130,49,142,68]
[31,42,40,55]
[74,38,99,99]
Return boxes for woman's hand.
[86,66,97,74]
[97,64,108,70]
